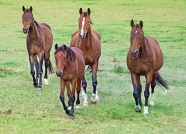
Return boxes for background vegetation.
[0,0,186,133]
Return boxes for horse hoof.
[144,106,149,115]
[38,88,42,91]
[65,110,70,115]
[91,95,97,104]
[135,105,141,112]
[76,105,80,109]
[69,115,74,120]
[91,100,97,104]
[150,100,154,107]
[44,78,49,85]
[33,83,38,88]
[83,102,88,106]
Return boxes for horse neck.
[29,21,41,40]
[65,59,77,73]
[140,37,151,58]
[83,28,92,46]
[28,20,43,45]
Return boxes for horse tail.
[48,59,54,74]
[156,72,169,90]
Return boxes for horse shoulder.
[71,30,79,39]
[70,31,80,47]
[91,29,101,41]
[71,47,85,76]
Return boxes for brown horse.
[127,20,169,115]
[70,8,101,104]
[22,6,53,91]
[54,44,85,119]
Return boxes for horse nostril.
[130,49,139,57]
[135,50,139,55]
[23,28,28,34]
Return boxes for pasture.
[0,0,186,133]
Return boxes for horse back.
[40,23,51,30]
[146,36,163,58]
[39,23,53,51]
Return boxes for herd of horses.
[22,6,169,118]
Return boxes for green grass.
[0,0,186,133]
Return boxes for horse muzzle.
[56,71,63,77]
[79,32,86,39]
[23,28,29,34]
[130,49,139,58]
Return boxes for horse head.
[54,44,68,77]
[78,8,92,39]
[130,19,145,58]
[22,6,34,34]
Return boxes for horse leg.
[37,52,44,91]
[66,81,72,109]
[91,63,99,103]
[29,55,38,87]
[60,80,70,115]
[44,51,52,85]
[67,80,76,119]
[150,73,157,107]
[76,78,82,109]
[144,72,153,115]
[34,56,39,83]
[82,75,88,106]
[139,84,142,107]
[131,73,141,112]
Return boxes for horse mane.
[24,9,30,13]
[55,45,76,61]
[83,12,93,25]
[34,20,39,27]
[135,24,140,28]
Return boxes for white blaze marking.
[80,17,85,36]
[135,31,138,34]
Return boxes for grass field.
[0,0,186,133]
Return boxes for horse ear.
[140,20,143,28]
[22,6,25,12]
[30,6,33,12]
[130,19,135,27]
[79,8,83,14]
[55,44,58,50]
[87,8,91,15]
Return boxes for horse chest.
[130,59,151,74]
[28,44,42,54]
[84,55,93,64]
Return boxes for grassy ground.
[0,0,186,133]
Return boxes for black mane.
[84,12,87,17]
[55,45,76,61]
[83,12,93,25]
[135,24,139,28]
[34,20,39,27]
[25,9,30,13]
